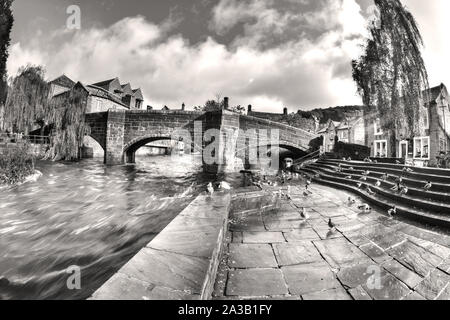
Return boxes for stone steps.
[298,165,450,229]
[318,160,450,193]
[309,163,450,205]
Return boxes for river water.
[0,155,235,300]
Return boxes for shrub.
[0,143,35,185]
[333,141,370,161]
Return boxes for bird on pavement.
[207,183,214,197]
[348,197,356,206]
[301,207,309,219]
[424,181,433,192]
[358,203,372,213]
[328,218,336,229]
[388,206,397,217]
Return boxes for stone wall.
[91,192,232,300]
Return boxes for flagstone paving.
[213,182,450,300]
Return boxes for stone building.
[318,118,365,152]
[364,83,450,167]
[48,75,144,113]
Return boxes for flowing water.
[0,155,238,300]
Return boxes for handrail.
[0,133,50,145]
[293,149,321,166]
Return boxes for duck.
[388,206,397,217]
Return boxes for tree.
[4,65,49,134]
[352,0,429,155]
[0,0,13,105]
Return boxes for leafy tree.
[352,0,429,155]
[0,0,13,105]
[4,65,49,134]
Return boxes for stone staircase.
[297,159,450,228]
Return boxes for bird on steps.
[423,181,433,192]
[391,185,399,191]
[357,182,363,189]
[399,187,409,196]
[403,167,414,173]
[382,173,389,181]
[359,176,368,181]
[207,183,214,197]
[349,167,354,170]
[328,218,336,229]
[363,170,371,176]
[388,206,397,217]
[301,207,309,219]
[375,180,381,187]
[395,160,401,165]
[345,175,353,180]
[366,187,376,195]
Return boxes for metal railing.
[293,149,321,166]
[0,133,50,145]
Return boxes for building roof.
[423,83,447,104]
[132,88,144,100]
[49,74,76,88]
[86,85,129,108]
[91,78,118,88]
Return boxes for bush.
[0,143,35,185]
[333,142,370,161]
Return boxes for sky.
[6,0,450,113]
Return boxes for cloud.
[7,0,367,112]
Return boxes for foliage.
[44,84,89,161]
[308,136,323,152]
[0,0,14,105]
[352,0,429,137]
[333,142,370,161]
[0,142,35,185]
[4,65,49,133]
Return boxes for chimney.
[224,97,229,110]
[283,107,288,115]
[182,103,185,111]
[248,105,252,113]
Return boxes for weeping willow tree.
[352,0,429,156]
[5,65,89,161]
[0,0,14,107]
[44,84,89,161]
[4,65,49,134]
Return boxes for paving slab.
[338,261,383,289]
[228,244,278,269]
[387,240,443,277]
[282,262,341,295]
[242,231,286,244]
[226,269,288,297]
[359,243,392,264]
[302,288,352,300]
[273,242,323,266]
[415,269,450,300]
[348,286,372,300]
[362,273,411,300]
[314,238,370,268]
[283,228,321,242]
[381,259,423,289]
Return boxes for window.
[374,140,388,158]
[339,130,349,141]
[374,119,383,136]
[414,137,430,159]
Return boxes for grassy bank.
[0,143,36,185]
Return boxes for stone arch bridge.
[85,109,317,173]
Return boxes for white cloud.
[7,1,368,112]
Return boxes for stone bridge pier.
[85,109,317,173]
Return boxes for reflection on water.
[0,155,237,300]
